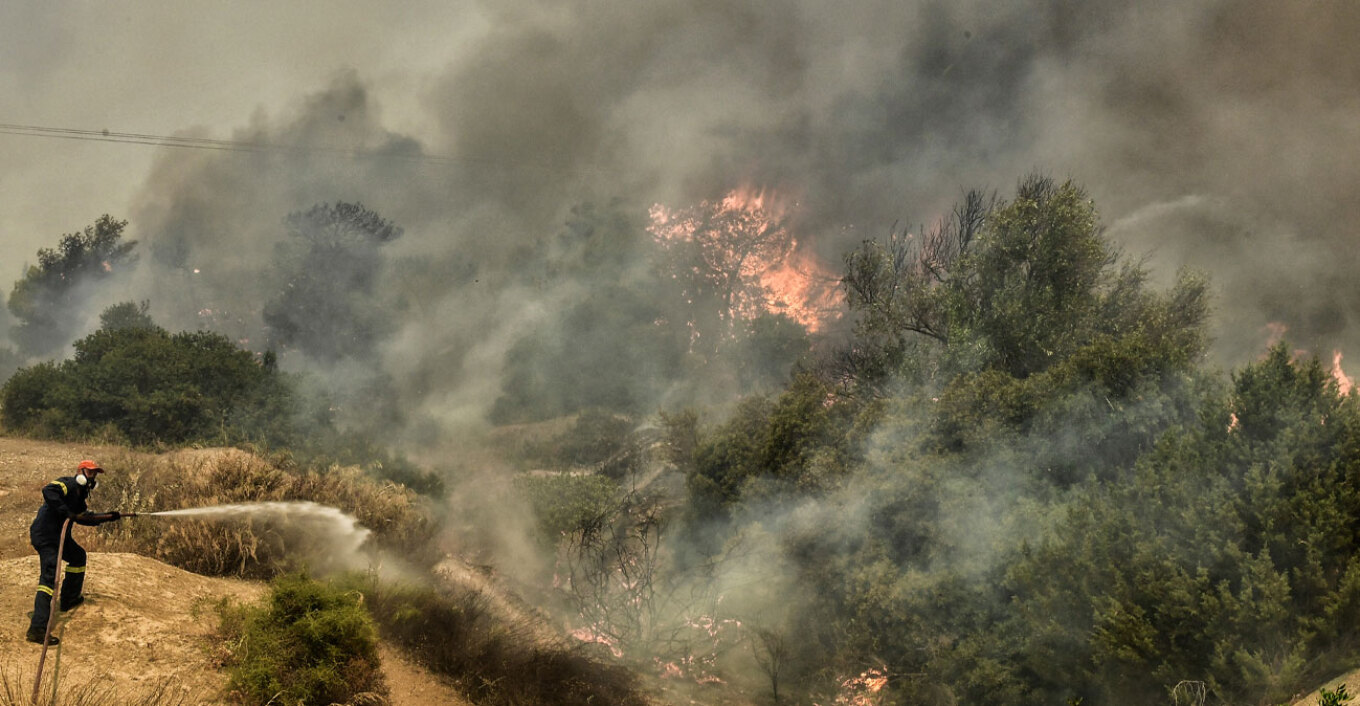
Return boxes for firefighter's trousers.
[29,524,86,634]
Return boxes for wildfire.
[649,187,842,333]
[1263,321,1288,348]
[570,626,623,658]
[813,668,889,706]
[1333,350,1354,395]
[1259,321,1355,394]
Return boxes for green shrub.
[516,473,620,542]
[521,409,642,477]
[0,322,296,448]
[217,574,385,706]
[1322,684,1353,706]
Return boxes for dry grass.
[0,663,195,706]
[93,449,436,578]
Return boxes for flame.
[101,260,112,272]
[1262,321,1289,348]
[1259,321,1309,360]
[650,187,842,333]
[814,668,889,706]
[759,248,843,332]
[1333,350,1354,395]
[571,626,623,657]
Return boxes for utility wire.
[0,121,600,174]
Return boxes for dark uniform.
[27,473,118,642]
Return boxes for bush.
[1322,683,1353,706]
[217,574,385,706]
[516,473,620,542]
[0,323,296,448]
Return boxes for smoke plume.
[3,0,1352,465]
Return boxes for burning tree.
[558,489,669,657]
[650,188,839,355]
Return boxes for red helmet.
[76,460,103,473]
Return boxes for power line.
[0,121,601,175]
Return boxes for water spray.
[138,501,374,557]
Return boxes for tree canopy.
[7,215,137,355]
[263,202,402,363]
[1,303,294,446]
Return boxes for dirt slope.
[0,552,261,702]
[1293,671,1360,706]
[0,436,470,705]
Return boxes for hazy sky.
[1,1,481,256]
[4,0,1359,379]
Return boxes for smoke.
[3,2,1355,696]
[10,0,1321,422]
[4,0,1348,543]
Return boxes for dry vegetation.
[92,448,436,578]
[1,438,650,706]
[353,574,649,706]
[0,670,192,706]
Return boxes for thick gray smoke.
[12,0,1347,442]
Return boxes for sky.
[3,0,1360,423]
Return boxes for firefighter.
[26,459,123,645]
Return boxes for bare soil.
[0,435,470,705]
[1292,670,1360,706]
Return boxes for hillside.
[0,436,469,705]
[0,552,261,702]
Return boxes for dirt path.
[379,644,473,706]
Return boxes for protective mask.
[76,474,96,489]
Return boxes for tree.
[650,191,800,355]
[8,215,137,355]
[98,300,155,331]
[492,201,689,422]
[671,176,1218,704]
[838,190,988,389]
[1,304,296,446]
[982,345,1360,705]
[263,202,402,363]
[842,177,1208,390]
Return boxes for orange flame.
[814,668,889,706]
[1263,321,1288,348]
[1333,350,1354,395]
[650,187,842,333]
[570,627,623,657]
